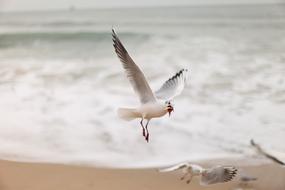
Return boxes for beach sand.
[0,158,284,190]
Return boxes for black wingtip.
[229,168,238,178]
[224,167,238,182]
[112,28,117,37]
[168,68,189,82]
[112,28,118,48]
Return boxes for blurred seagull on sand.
[112,28,189,142]
[159,162,237,186]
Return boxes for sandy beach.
[0,158,284,190]
[0,4,284,190]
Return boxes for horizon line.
[1,2,285,14]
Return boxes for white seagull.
[159,162,238,186]
[112,29,189,142]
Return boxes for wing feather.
[158,162,189,172]
[200,166,237,185]
[112,29,156,104]
[155,69,189,101]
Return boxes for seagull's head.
[165,101,174,117]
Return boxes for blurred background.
[0,0,284,167]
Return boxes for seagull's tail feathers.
[117,108,140,121]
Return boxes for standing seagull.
[159,162,238,186]
[112,29,189,142]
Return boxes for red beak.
[167,107,174,117]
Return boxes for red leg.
[140,119,145,137]
[145,120,150,142]
[180,172,188,180]
[186,174,193,184]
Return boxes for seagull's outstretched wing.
[155,69,189,101]
[250,139,285,166]
[159,162,189,172]
[200,166,237,186]
[112,29,156,104]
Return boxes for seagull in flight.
[112,29,189,142]
[250,139,285,166]
[159,162,238,186]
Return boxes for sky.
[0,0,283,12]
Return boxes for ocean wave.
[0,31,150,50]
[0,7,284,167]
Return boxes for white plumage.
[159,162,238,186]
[112,28,189,142]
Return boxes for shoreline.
[0,157,284,190]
